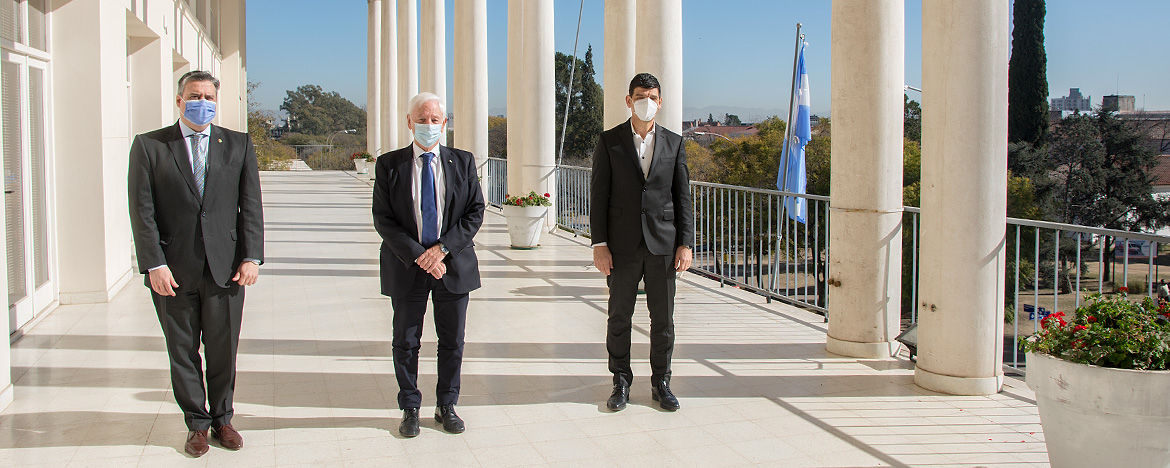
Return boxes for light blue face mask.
[413,123,444,148]
[183,99,216,126]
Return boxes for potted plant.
[501,191,552,249]
[351,151,374,174]
[1023,286,1170,468]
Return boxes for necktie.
[191,133,207,197]
[420,152,438,246]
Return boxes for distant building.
[682,124,759,143]
[1102,95,1136,113]
[1051,88,1092,114]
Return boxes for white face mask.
[412,123,444,148]
[632,98,658,122]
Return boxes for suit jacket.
[128,122,265,289]
[590,119,694,256]
[372,145,485,298]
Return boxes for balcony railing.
[485,157,507,207]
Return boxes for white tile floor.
[0,171,1049,467]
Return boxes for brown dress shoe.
[185,430,210,457]
[211,424,243,450]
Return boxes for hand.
[426,261,447,280]
[593,245,613,276]
[673,246,693,272]
[233,261,260,286]
[415,245,447,273]
[148,267,180,296]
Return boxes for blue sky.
[247,0,1170,120]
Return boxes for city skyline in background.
[247,0,1170,123]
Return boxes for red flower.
[1118,286,1130,293]
[544,193,551,198]
[1041,313,1067,329]
[1087,315,1097,323]
[1073,325,1087,332]
[1072,339,1086,348]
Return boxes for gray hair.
[177,70,221,95]
[408,92,446,117]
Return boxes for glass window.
[27,0,44,51]
[2,61,27,307]
[1,0,18,43]
[29,66,45,287]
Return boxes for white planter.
[501,205,548,249]
[1025,352,1170,468]
[354,159,370,174]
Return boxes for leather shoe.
[434,404,465,434]
[211,424,243,450]
[606,377,630,411]
[399,408,421,437]
[184,430,209,457]
[652,377,680,411]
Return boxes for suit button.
[642,187,647,192]
[641,209,646,214]
[201,212,207,217]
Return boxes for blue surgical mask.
[183,99,216,126]
[413,123,444,148]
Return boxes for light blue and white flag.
[778,43,811,223]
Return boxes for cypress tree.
[1008,0,1049,145]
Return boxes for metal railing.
[485,158,507,208]
[555,165,592,236]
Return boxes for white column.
[216,0,246,131]
[420,0,446,103]
[397,0,419,144]
[367,0,382,153]
[603,0,636,129]
[507,0,555,226]
[454,0,488,178]
[380,0,398,152]
[634,0,682,134]
[915,0,1009,396]
[825,0,904,359]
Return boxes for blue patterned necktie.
[191,133,207,197]
[420,152,438,246]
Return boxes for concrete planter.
[1025,351,1170,468]
[354,159,370,174]
[501,205,547,249]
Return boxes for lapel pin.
[218,138,222,143]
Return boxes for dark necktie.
[191,133,207,197]
[420,152,438,246]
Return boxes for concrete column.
[380,0,398,151]
[506,0,522,194]
[634,0,682,134]
[454,0,488,178]
[603,0,636,129]
[420,0,446,104]
[915,0,1009,396]
[216,0,246,131]
[51,0,133,304]
[367,0,382,153]
[825,0,904,359]
[398,0,419,144]
[508,0,556,226]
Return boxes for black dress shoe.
[606,377,630,411]
[652,377,680,411]
[434,404,465,433]
[399,408,420,437]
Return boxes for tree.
[707,113,715,125]
[280,84,367,136]
[684,140,721,182]
[904,95,921,142]
[488,116,507,159]
[723,113,742,126]
[708,117,785,189]
[247,81,294,170]
[554,45,603,165]
[1008,0,1049,145]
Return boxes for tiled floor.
[0,171,1049,467]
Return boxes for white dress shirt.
[632,121,656,178]
[179,121,211,169]
[411,141,446,243]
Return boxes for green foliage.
[708,117,785,189]
[247,81,294,170]
[504,191,552,207]
[1023,290,1170,370]
[904,95,921,143]
[280,84,367,136]
[555,46,603,165]
[1008,0,1049,145]
[684,140,721,182]
[488,116,507,159]
[723,114,742,126]
[804,118,831,196]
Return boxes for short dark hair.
[177,70,221,95]
[628,73,660,96]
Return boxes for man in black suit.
[128,71,263,457]
[372,92,485,437]
[591,73,694,412]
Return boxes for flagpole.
[774,23,803,294]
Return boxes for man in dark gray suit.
[128,71,263,457]
[591,73,694,412]
[372,92,485,437]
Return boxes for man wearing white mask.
[372,92,485,437]
[591,73,694,412]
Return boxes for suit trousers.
[152,264,244,431]
[390,270,469,409]
[606,242,676,386]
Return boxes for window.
[1,0,47,52]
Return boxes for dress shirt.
[632,121,656,178]
[412,141,447,244]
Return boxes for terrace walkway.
[0,171,1048,467]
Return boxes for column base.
[0,384,12,411]
[914,365,1003,396]
[60,268,133,305]
[826,335,899,359]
